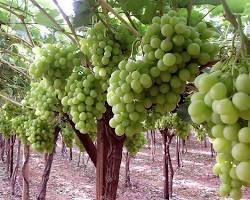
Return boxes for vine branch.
[0,49,31,62]
[0,31,32,48]
[98,0,141,38]
[221,0,250,55]
[0,59,30,79]
[220,0,238,30]
[21,19,35,47]
[0,4,34,47]
[187,0,193,25]
[0,2,33,16]
[0,93,23,107]
[237,16,247,57]
[29,0,77,44]
[52,0,80,47]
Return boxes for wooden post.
[11,140,21,195]
[66,114,97,167]
[96,104,125,200]
[124,151,131,187]
[37,126,60,200]
[22,144,30,200]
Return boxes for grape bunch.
[62,68,106,134]
[11,114,30,144]
[143,10,217,66]
[0,103,21,138]
[155,113,189,139]
[107,11,217,137]
[24,115,55,153]
[74,134,85,152]
[22,80,61,120]
[29,43,81,92]
[107,60,154,136]
[0,109,12,138]
[188,64,250,199]
[61,124,74,148]
[141,11,217,104]
[80,22,131,80]
[124,132,146,155]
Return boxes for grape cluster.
[107,60,153,136]
[0,103,21,138]
[11,114,30,144]
[62,68,106,133]
[24,116,55,153]
[61,124,74,148]
[125,132,146,155]
[29,43,81,92]
[74,134,85,152]
[107,11,217,137]
[155,113,189,139]
[0,110,12,138]
[80,22,130,80]
[188,65,250,199]
[142,11,217,100]
[22,80,60,120]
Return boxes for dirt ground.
[0,134,250,200]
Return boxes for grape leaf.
[72,0,94,27]
[73,0,92,14]
[139,1,158,24]
[0,11,8,24]
[73,10,93,28]
[117,0,147,15]
[176,102,192,123]
[34,9,60,27]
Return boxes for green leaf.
[72,0,94,28]
[176,102,192,123]
[73,10,93,28]
[0,11,8,24]
[34,9,60,27]
[139,1,158,24]
[179,0,221,7]
[118,0,147,15]
[34,12,54,27]
[73,0,94,14]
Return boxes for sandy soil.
[0,134,250,200]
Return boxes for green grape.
[30,44,80,92]
[80,22,132,82]
[61,124,74,148]
[236,161,250,183]
[63,68,106,134]
[232,143,250,161]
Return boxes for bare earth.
[0,135,250,200]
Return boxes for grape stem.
[199,60,219,71]
[124,11,138,31]
[98,0,141,38]
[195,6,218,25]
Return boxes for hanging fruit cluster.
[189,61,250,199]
[107,10,218,137]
